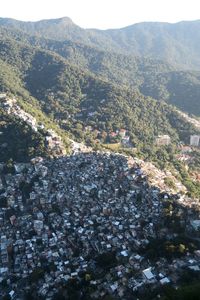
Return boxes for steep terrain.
[1,17,200,70]
[0,37,197,150]
[0,96,69,162]
[0,19,199,198]
[1,24,200,116]
[0,107,47,162]
[37,40,200,116]
[0,17,200,300]
[0,152,200,300]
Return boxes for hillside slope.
[0,20,200,116]
[0,107,46,162]
[0,20,199,198]
[1,25,199,116]
[37,39,200,116]
[0,37,197,150]
[1,17,200,70]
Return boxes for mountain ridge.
[2,16,200,31]
[0,17,199,199]
[1,25,198,116]
[1,17,200,70]
[0,34,197,148]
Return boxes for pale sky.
[1,0,200,29]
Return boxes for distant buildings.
[190,135,200,147]
[0,93,7,100]
[0,151,199,299]
[0,95,67,157]
[119,129,127,138]
[156,135,171,146]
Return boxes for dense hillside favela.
[0,17,200,300]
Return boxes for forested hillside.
[1,24,200,116]
[0,36,197,150]
[0,15,200,300]
[33,39,200,116]
[1,17,200,70]
[0,108,47,162]
[0,19,199,197]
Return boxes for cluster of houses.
[45,129,66,157]
[84,126,132,147]
[0,94,38,132]
[173,143,200,191]
[0,152,200,299]
[0,94,66,157]
[107,129,131,146]
[136,158,187,194]
[156,134,200,148]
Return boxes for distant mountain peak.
[1,16,200,73]
[58,16,73,22]
[37,16,74,25]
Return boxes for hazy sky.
[1,0,200,29]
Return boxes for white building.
[160,277,170,285]
[0,93,7,100]
[190,135,200,147]
[34,220,44,232]
[142,267,154,280]
[190,220,200,231]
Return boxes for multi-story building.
[190,135,200,146]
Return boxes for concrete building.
[190,135,200,147]
[143,268,154,280]
[156,135,171,146]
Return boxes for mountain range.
[0,16,199,172]
[1,17,200,70]
[0,17,200,117]
[0,16,200,300]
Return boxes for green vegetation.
[0,20,199,199]
[164,177,176,189]
[42,40,200,116]
[1,22,200,116]
[102,143,121,151]
[0,17,200,300]
[2,17,200,72]
[174,160,200,198]
[162,282,200,300]
[0,35,197,148]
[0,108,47,162]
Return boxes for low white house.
[143,267,154,280]
[190,220,200,230]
